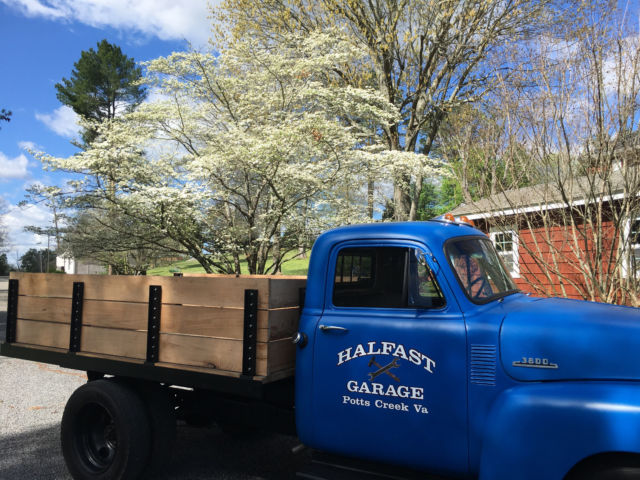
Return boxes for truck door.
[310,242,468,477]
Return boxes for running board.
[297,451,453,480]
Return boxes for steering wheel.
[468,276,490,299]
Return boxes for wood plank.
[83,300,148,330]
[160,305,298,341]
[267,308,299,340]
[267,338,296,373]
[268,276,307,308]
[15,319,69,349]
[161,305,262,339]
[16,296,152,332]
[81,326,146,360]
[15,293,298,341]
[256,338,296,376]
[184,274,307,307]
[77,351,145,365]
[11,273,305,309]
[11,342,68,354]
[10,272,76,298]
[17,296,71,324]
[158,334,243,372]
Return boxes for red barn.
[450,170,640,305]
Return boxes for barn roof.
[450,169,634,220]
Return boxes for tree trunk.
[272,235,282,274]
[409,175,423,221]
[393,175,412,221]
[368,180,375,220]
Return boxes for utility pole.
[46,233,50,272]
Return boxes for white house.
[56,252,106,275]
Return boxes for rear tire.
[61,379,151,480]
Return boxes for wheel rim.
[76,403,117,472]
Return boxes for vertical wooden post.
[242,289,258,377]
[6,279,18,343]
[146,285,162,363]
[69,282,84,352]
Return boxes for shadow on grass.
[0,422,308,480]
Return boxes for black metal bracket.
[299,287,306,315]
[146,285,162,363]
[6,279,18,343]
[242,289,258,377]
[69,282,84,352]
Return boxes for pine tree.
[55,39,146,146]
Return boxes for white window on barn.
[490,228,520,278]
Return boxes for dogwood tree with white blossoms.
[38,31,443,274]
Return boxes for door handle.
[319,325,348,333]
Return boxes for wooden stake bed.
[7,272,306,383]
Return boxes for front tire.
[61,379,151,480]
[566,453,640,480]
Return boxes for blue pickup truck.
[2,220,640,480]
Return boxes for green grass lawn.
[147,254,310,276]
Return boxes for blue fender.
[478,383,640,480]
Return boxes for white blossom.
[36,30,444,273]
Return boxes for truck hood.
[500,297,640,382]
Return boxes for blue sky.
[0,0,213,263]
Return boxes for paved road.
[0,278,309,479]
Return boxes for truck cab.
[295,221,640,480]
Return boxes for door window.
[332,247,445,309]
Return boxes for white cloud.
[4,0,68,19]
[2,0,215,47]
[35,105,80,138]
[0,152,30,179]
[2,203,54,262]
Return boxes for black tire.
[567,454,640,480]
[139,386,176,479]
[578,467,640,480]
[61,379,151,480]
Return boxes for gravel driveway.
[0,278,309,479]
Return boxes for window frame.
[623,216,640,278]
[444,235,520,305]
[489,227,520,279]
[329,243,446,311]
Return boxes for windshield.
[446,237,518,303]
